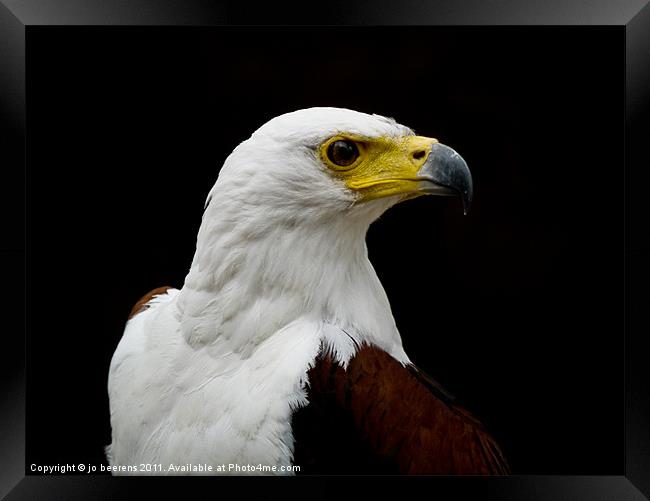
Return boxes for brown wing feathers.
[303,344,510,475]
[127,286,173,320]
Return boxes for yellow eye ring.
[321,137,364,171]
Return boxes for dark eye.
[327,140,360,167]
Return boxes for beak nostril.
[412,150,426,160]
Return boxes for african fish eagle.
[106,107,508,475]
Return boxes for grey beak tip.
[423,143,474,215]
[463,186,474,216]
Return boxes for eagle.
[106,107,508,475]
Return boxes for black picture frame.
[1,1,648,499]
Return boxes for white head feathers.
[178,107,413,364]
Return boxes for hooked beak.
[418,143,473,215]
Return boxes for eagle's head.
[209,107,472,226]
[181,107,472,360]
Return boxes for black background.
[26,26,623,475]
